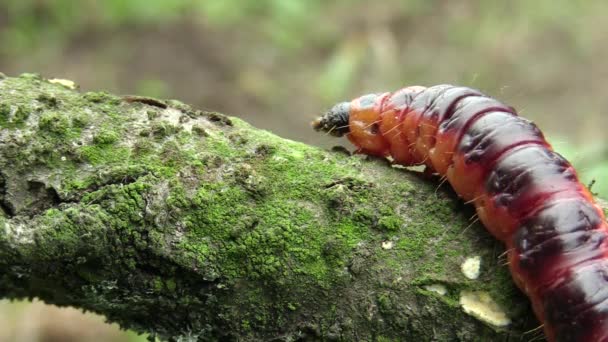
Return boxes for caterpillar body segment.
[312,85,608,342]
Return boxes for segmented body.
[312,85,608,342]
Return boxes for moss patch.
[0,74,535,341]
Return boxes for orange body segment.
[445,154,485,201]
[378,108,413,164]
[347,94,390,156]
[428,130,458,175]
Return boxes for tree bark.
[0,73,539,341]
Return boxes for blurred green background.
[0,0,607,341]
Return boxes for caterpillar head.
[311,101,351,137]
[313,93,390,156]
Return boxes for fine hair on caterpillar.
[312,85,608,342]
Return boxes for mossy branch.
[0,73,538,341]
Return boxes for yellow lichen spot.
[49,78,77,89]
[459,290,510,327]
[461,255,481,280]
[424,284,447,296]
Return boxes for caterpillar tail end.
[311,101,351,137]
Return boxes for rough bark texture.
[0,73,540,341]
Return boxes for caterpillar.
[312,85,608,342]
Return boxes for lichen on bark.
[0,73,538,341]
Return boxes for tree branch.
[0,73,537,341]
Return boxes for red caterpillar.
[312,85,608,342]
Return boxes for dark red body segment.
[313,85,608,341]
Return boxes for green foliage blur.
[1,0,608,339]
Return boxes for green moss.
[65,178,92,191]
[82,91,121,105]
[352,207,375,225]
[18,72,42,81]
[377,292,393,313]
[93,128,119,145]
[378,215,403,232]
[191,124,209,137]
[0,104,9,124]
[71,113,90,128]
[0,103,29,128]
[79,145,130,165]
[165,279,177,292]
[377,337,399,342]
[38,111,72,136]
[153,278,164,292]
[149,121,181,138]
[36,93,59,107]
[0,75,530,340]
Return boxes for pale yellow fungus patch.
[49,78,77,89]
[424,284,447,296]
[381,241,394,249]
[461,255,481,280]
[459,290,510,327]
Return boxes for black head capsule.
[312,101,351,137]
